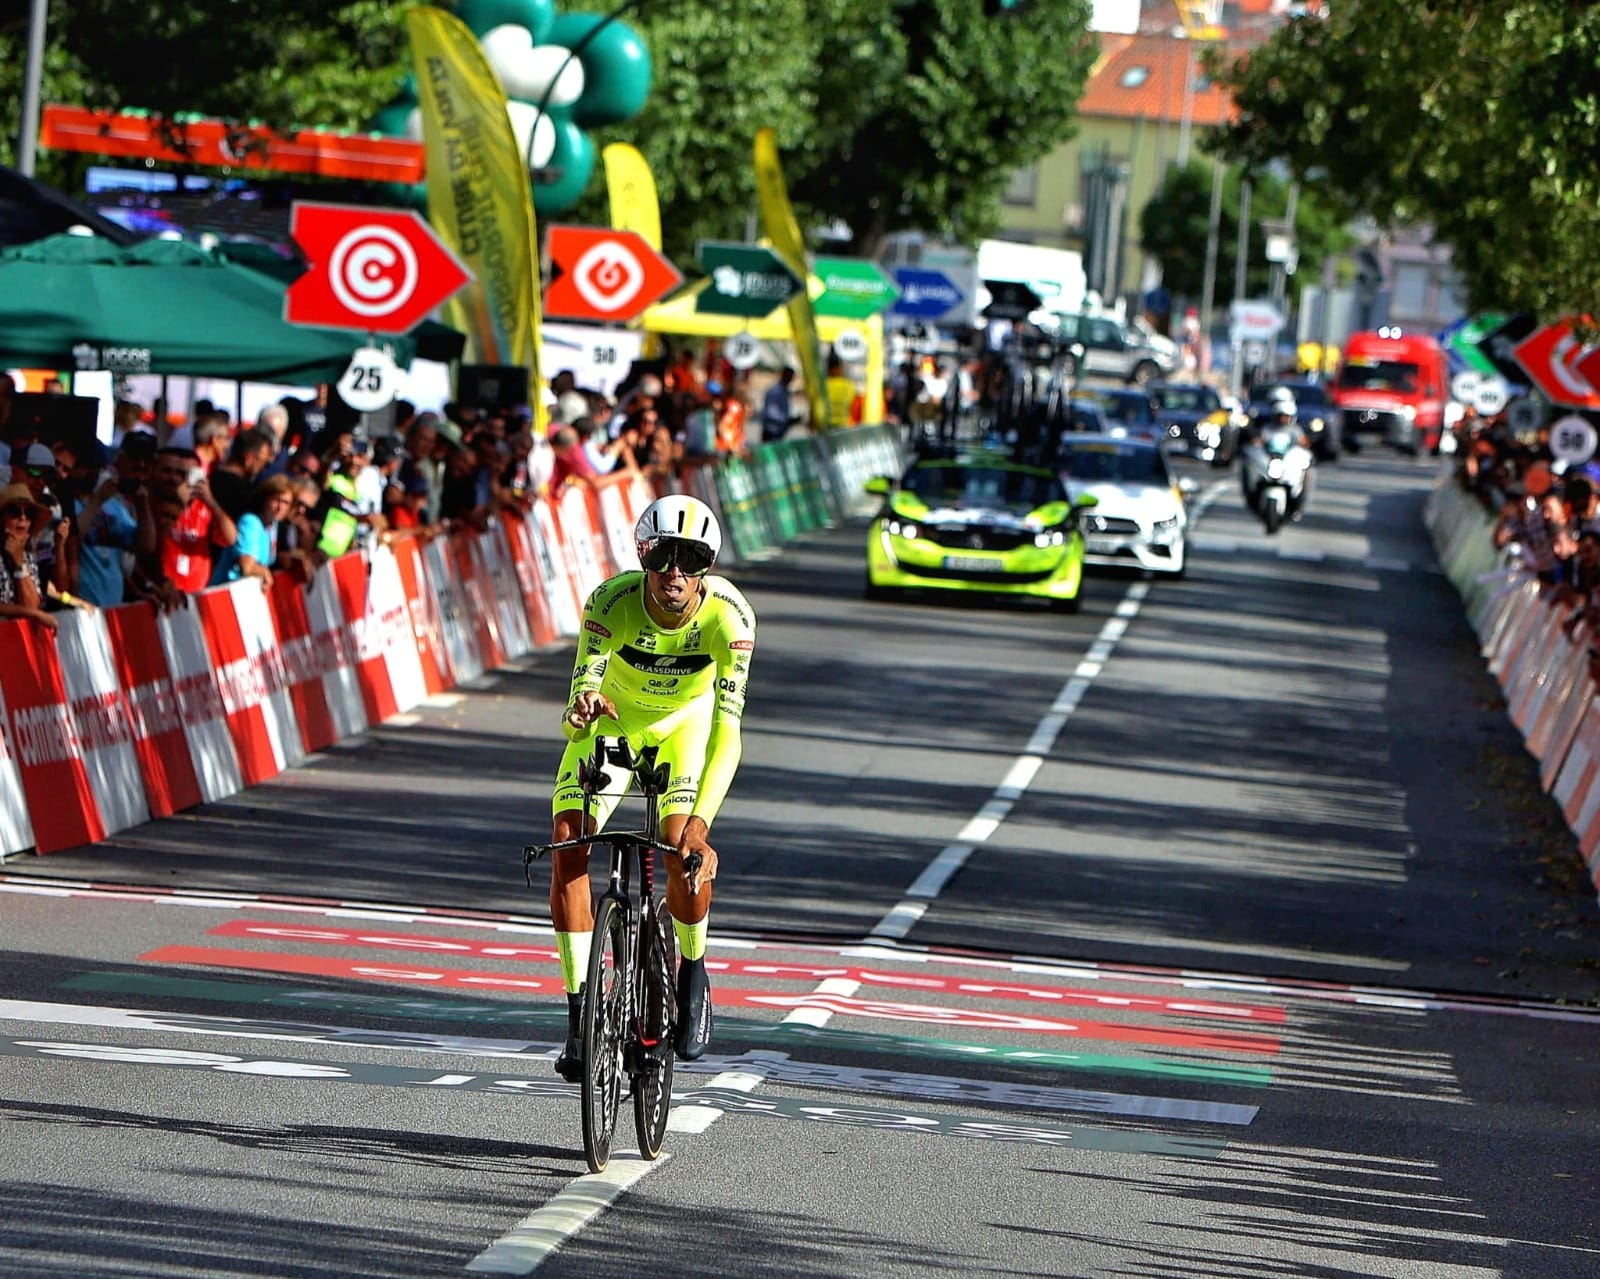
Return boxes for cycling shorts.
[551,700,711,830]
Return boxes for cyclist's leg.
[644,711,716,1059]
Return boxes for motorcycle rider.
[1241,387,1315,524]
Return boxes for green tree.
[1207,2,1600,318]
[1141,161,1351,303]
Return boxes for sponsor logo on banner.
[303,561,369,740]
[0,675,36,854]
[423,535,484,684]
[391,536,453,696]
[330,553,402,725]
[596,480,642,572]
[531,501,583,637]
[104,603,204,818]
[453,533,506,672]
[265,575,339,754]
[366,546,430,714]
[557,484,607,600]
[474,529,533,662]
[55,609,150,836]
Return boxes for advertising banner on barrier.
[368,545,429,715]
[0,667,37,855]
[329,552,400,724]
[268,574,340,754]
[304,564,367,741]
[158,603,244,803]
[474,524,533,661]
[232,580,307,773]
[594,480,641,574]
[195,585,294,786]
[392,535,453,696]
[423,534,484,684]
[104,603,203,818]
[529,502,583,633]
[451,530,506,673]
[55,609,150,837]
[557,484,607,601]
[501,518,559,648]
[0,621,104,853]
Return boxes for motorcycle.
[1239,420,1314,534]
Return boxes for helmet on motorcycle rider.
[635,494,722,576]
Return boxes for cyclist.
[549,493,756,1080]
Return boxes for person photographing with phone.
[147,446,237,596]
[546,494,756,1081]
[75,434,159,607]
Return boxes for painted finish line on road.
[0,1034,1228,1158]
[205,919,1287,1023]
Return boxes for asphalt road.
[3,445,1598,1278]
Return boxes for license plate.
[943,555,1006,573]
[1084,537,1122,554]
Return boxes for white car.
[1054,435,1189,577]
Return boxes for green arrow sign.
[812,256,899,319]
[1448,311,1510,377]
[694,242,802,318]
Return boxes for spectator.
[193,412,232,474]
[439,432,494,529]
[209,427,277,522]
[760,367,797,443]
[215,474,295,587]
[0,482,57,629]
[313,452,365,560]
[275,477,324,584]
[16,442,71,595]
[150,446,238,595]
[547,425,597,494]
[502,429,537,508]
[713,379,748,456]
[825,353,857,428]
[349,436,390,548]
[256,403,292,477]
[75,434,157,607]
[386,470,432,532]
[578,415,632,476]
[551,369,590,428]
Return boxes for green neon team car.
[864,453,1098,610]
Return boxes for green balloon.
[532,118,593,214]
[547,12,652,125]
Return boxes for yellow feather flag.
[603,143,663,251]
[753,127,830,429]
[406,4,546,433]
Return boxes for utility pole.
[17,0,49,176]
[1198,160,1225,375]
[1230,175,1252,397]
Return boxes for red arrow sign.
[1575,344,1600,399]
[544,225,682,323]
[285,201,472,334]
[1511,319,1600,409]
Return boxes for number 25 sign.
[544,225,682,324]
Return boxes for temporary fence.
[0,425,902,860]
[1425,475,1600,896]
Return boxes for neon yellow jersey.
[563,571,756,824]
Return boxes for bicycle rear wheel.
[581,895,627,1174]
[632,897,678,1160]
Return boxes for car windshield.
[1336,361,1418,393]
[1154,386,1219,413]
[1058,442,1168,485]
[1095,394,1155,425]
[904,464,1065,510]
[1262,382,1328,409]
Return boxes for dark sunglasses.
[640,537,715,577]
[1,504,31,520]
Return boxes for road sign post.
[285,201,471,334]
[693,242,802,319]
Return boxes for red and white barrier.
[0,674,36,854]
[195,583,301,786]
[104,603,203,817]
[557,484,607,603]
[423,534,484,685]
[56,609,150,837]
[530,500,583,634]
[391,535,453,696]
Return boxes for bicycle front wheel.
[633,896,678,1160]
[581,895,627,1174]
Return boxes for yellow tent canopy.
[639,283,885,424]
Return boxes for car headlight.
[1034,529,1067,548]
[1267,459,1285,479]
[885,518,920,539]
[1400,404,1416,422]
[1197,423,1220,442]
[1308,416,1326,433]
[1152,515,1180,540]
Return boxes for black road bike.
[524,737,700,1173]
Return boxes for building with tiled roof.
[998,25,1260,307]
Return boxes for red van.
[1331,329,1450,454]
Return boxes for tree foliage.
[1,0,1097,267]
[1140,161,1351,304]
[1206,2,1600,318]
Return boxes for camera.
[186,466,206,488]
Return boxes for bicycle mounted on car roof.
[525,735,701,1174]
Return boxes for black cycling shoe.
[554,989,585,1082]
[674,956,713,1061]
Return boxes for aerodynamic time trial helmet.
[635,493,723,577]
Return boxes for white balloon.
[402,105,423,141]
[479,24,536,91]
[506,100,556,170]
[515,44,586,107]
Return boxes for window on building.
[1391,262,1431,317]
[1120,66,1150,89]
[1005,165,1039,207]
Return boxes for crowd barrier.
[1425,475,1600,897]
[0,425,903,860]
